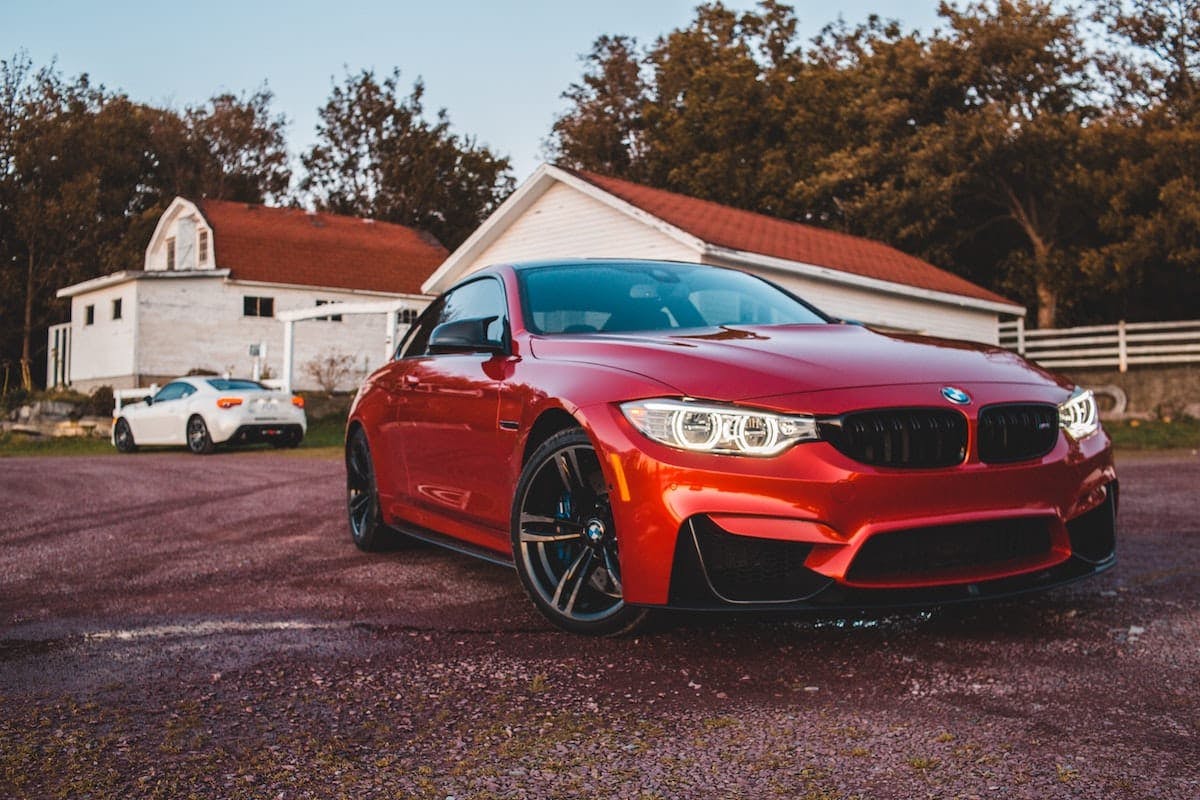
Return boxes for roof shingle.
[571,169,1011,305]
[197,200,448,295]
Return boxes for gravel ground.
[1,449,1197,799]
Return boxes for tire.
[346,427,387,551]
[511,428,648,636]
[186,415,215,454]
[113,418,137,453]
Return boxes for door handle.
[403,374,421,387]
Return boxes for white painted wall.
[462,182,698,275]
[65,276,426,391]
[67,283,137,386]
[704,255,1000,344]
[135,278,423,390]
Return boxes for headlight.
[619,398,818,456]
[1058,387,1099,440]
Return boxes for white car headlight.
[620,398,819,456]
[1058,387,1100,440]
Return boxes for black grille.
[847,518,1052,582]
[819,408,967,468]
[977,404,1059,463]
[688,517,826,602]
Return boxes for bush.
[85,385,114,417]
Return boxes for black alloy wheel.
[511,428,647,636]
[186,415,214,454]
[346,427,387,551]
[114,418,137,453]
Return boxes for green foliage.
[548,35,647,178]
[1105,417,1200,450]
[547,0,1200,329]
[0,53,292,389]
[300,68,514,250]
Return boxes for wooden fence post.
[1117,320,1128,373]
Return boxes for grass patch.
[0,413,348,458]
[1105,417,1200,451]
[0,431,113,458]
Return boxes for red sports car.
[345,260,1116,635]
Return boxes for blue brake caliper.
[553,492,574,563]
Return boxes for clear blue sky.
[4,1,943,183]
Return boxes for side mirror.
[428,316,506,355]
[144,395,154,406]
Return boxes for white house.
[50,197,447,391]
[424,164,1025,342]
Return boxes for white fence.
[999,318,1200,372]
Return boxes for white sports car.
[112,377,307,454]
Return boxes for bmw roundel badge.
[941,386,971,405]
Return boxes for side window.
[397,278,507,358]
[154,381,192,402]
[244,296,274,317]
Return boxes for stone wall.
[1062,363,1200,419]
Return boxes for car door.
[139,381,195,443]
[388,277,514,539]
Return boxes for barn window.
[243,296,274,317]
[198,230,209,264]
[85,305,95,325]
[166,237,176,270]
[315,299,343,322]
[112,298,122,320]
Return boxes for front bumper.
[576,383,1118,609]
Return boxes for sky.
[4,1,944,184]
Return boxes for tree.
[547,35,648,178]
[183,88,292,204]
[788,1,1102,326]
[300,69,514,249]
[1,60,163,388]
[1094,0,1200,113]
[0,54,296,389]
[1082,0,1200,320]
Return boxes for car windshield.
[206,379,267,391]
[518,262,828,335]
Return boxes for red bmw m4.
[345,260,1117,635]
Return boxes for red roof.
[197,200,448,295]
[571,170,1011,306]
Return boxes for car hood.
[528,324,1070,402]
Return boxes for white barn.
[424,164,1024,342]
[50,197,446,391]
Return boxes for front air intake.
[846,518,1053,582]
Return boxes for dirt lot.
[1,449,1197,799]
